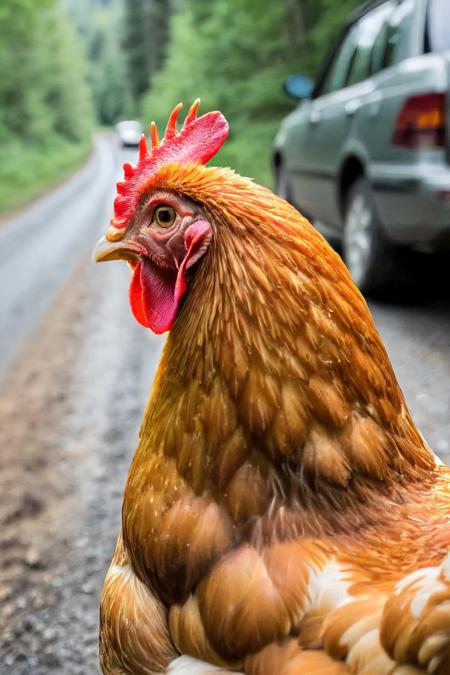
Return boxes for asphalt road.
[0,136,449,673]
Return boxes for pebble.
[25,548,44,569]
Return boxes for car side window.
[347,2,395,86]
[382,0,416,68]
[319,24,359,96]
[370,3,395,75]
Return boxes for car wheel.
[343,177,397,295]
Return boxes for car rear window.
[427,0,450,52]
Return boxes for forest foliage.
[0,0,94,211]
[64,0,133,125]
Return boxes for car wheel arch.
[272,150,283,175]
[338,155,366,218]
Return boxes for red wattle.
[129,259,179,334]
[129,261,148,327]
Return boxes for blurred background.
[0,0,449,673]
[0,0,360,209]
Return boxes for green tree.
[0,1,92,143]
[122,0,171,104]
[64,0,133,124]
[0,0,94,211]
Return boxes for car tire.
[343,177,397,295]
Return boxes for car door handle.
[345,99,361,117]
[309,110,322,125]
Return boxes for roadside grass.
[0,136,92,214]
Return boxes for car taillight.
[392,93,446,148]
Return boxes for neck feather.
[136,168,436,523]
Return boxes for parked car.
[116,120,144,148]
[273,0,450,293]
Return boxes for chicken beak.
[93,236,142,264]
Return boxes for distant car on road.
[116,120,143,148]
[273,0,450,293]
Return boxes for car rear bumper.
[370,162,450,249]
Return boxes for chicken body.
[98,160,450,674]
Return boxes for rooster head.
[94,100,229,334]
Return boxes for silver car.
[116,120,144,148]
[273,0,450,293]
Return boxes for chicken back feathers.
[98,104,450,675]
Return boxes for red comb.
[110,100,229,233]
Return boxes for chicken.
[94,101,450,675]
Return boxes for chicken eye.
[154,205,176,228]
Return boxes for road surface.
[0,136,449,673]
